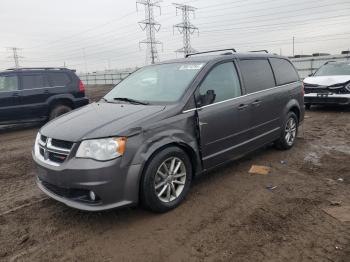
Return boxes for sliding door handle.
[252,100,262,106]
[237,104,248,111]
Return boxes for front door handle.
[252,100,262,106]
[238,104,248,111]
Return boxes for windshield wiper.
[113,97,149,105]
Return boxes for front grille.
[36,136,73,165]
[305,96,349,104]
[304,87,328,94]
[304,80,350,94]
[51,139,74,150]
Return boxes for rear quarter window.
[239,59,275,93]
[269,58,299,85]
[48,72,71,86]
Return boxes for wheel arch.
[284,99,302,123]
[137,141,200,201]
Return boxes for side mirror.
[206,90,216,105]
[196,89,216,107]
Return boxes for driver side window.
[197,62,241,107]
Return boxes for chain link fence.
[79,54,350,85]
[291,54,350,79]
[78,71,134,86]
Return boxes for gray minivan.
[32,50,304,213]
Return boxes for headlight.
[345,83,350,92]
[76,137,127,161]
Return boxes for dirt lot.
[0,85,349,262]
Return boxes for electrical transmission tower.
[8,47,21,68]
[137,0,162,64]
[173,3,199,57]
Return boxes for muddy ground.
[0,85,349,262]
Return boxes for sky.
[0,0,349,73]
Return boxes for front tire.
[49,104,72,120]
[305,104,311,110]
[141,146,192,213]
[275,112,298,150]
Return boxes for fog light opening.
[89,191,96,201]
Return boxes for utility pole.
[137,0,162,64]
[173,3,199,57]
[8,47,21,68]
[292,36,295,57]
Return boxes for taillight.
[79,80,85,92]
[301,82,305,96]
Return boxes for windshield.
[104,62,205,104]
[314,63,350,76]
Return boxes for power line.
[173,3,199,56]
[137,0,163,64]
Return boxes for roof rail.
[6,67,71,71]
[324,60,337,65]
[249,50,268,53]
[185,48,236,58]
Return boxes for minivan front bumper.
[33,152,142,211]
[304,93,350,105]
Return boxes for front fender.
[120,111,201,183]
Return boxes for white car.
[303,61,350,109]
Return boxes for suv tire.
[141,146,192,213]
[49,104,72,120]
[275,111,298,150]
[305,104,311,110]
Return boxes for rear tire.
[140,146,192,213]
[275,111,298,150]
[49,104,72,120]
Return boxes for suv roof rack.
[6,67,73,71]
[249,50,268,53]
[185,48,236,58]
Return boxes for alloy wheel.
[154,157,187,203]
[285,117,297,146]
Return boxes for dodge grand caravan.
[32,49,304,213]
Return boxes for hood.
[303,75,350,86]
[40,102,166,141]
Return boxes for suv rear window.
[270,58,299,85]
[49,72,71,86]
[22,74,49,90]
[239,59,275,93]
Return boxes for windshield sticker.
[179,63,204,70]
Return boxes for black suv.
[0,67,89,124]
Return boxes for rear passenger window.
[49,72,71,86]
[270,58,299,85]
[198,62,241,106]
[22,75,49,90]
[239,59,275,93]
